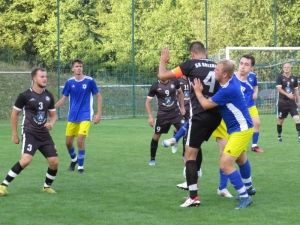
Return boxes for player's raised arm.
[159,46,177,81]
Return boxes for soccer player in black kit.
[276,63,300,142]
[145,76,186,166]
[159,42,222,207]
[0,68,58,196]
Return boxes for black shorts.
[186,111,222,149]
[277,104,299,119]
[154,114,185,134]
[22,132,58,158]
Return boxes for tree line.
[0,0,299,77]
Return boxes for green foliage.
[1,0,300,75]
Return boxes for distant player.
[145,76,186,166]
[0,68,58,196]
[276,63,300,142]
[236,55,263,153]
[55,58,103,174]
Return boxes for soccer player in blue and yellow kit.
[192,59,255,209]
[55,58,102,174]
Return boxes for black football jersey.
[147,79,182,118]
[276,74,298,104]
[14,88,56,134]
[177,77,190,111]
[179,59,220,115]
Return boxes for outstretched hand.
[160,46,170,63]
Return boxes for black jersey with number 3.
[179,59,220,115]
[14,88,55,134]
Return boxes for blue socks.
[219,168,228,190]
[68,148,77,161]
[174,121,188,142]
[227,170,248,197]
[238,160,252,189]
[78,150,86,168]
[252,132,259,146]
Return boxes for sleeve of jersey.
[147,84,156,98]
[275,75,281,86]
[172,66,184,78]
[48,93,56,111]
[91,80,99,94]
[62,82,70,96]
[211,89,226,106]
[14,93,26,110]
[294,77,299,89]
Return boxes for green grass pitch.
[0,115,299,225]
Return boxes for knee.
[66,141,73,149]
[219,161,227,172]
[255,120,260,127]
[19,158,31,168]
[48,158,59,170]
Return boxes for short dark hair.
[72,58,83,66]
[189,41,206,55]
[240,54,255,66]
[31,68,46,79]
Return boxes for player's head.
[240,54,255,67]
[238,54,255,76]
[283,63,291,74]
[189,41,207,59]
[214,59,235,82]
[71,58,83,76]
[31,68,47,88]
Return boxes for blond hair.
[218,59,236,78]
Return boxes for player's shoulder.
[291,74,298,79]
[44,88,54,96]
[230,76,242,88]
[67,77,76,81]
[149,80,159,89]
[17,88,32,98]
[248,72,257,79]
[84,75,94,81]
[170,78,180,84]
[20,88,32,95]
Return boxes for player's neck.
[283,73,290,77]
[191,53,206,60]
[32,86,44,94]
[236,72,247,81]
[74,74,85,81]
[159,79,168,84]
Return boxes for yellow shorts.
[248,106,259,118]
[212,119,229,140]
[223,128,254,158]
[66,121,91,137]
